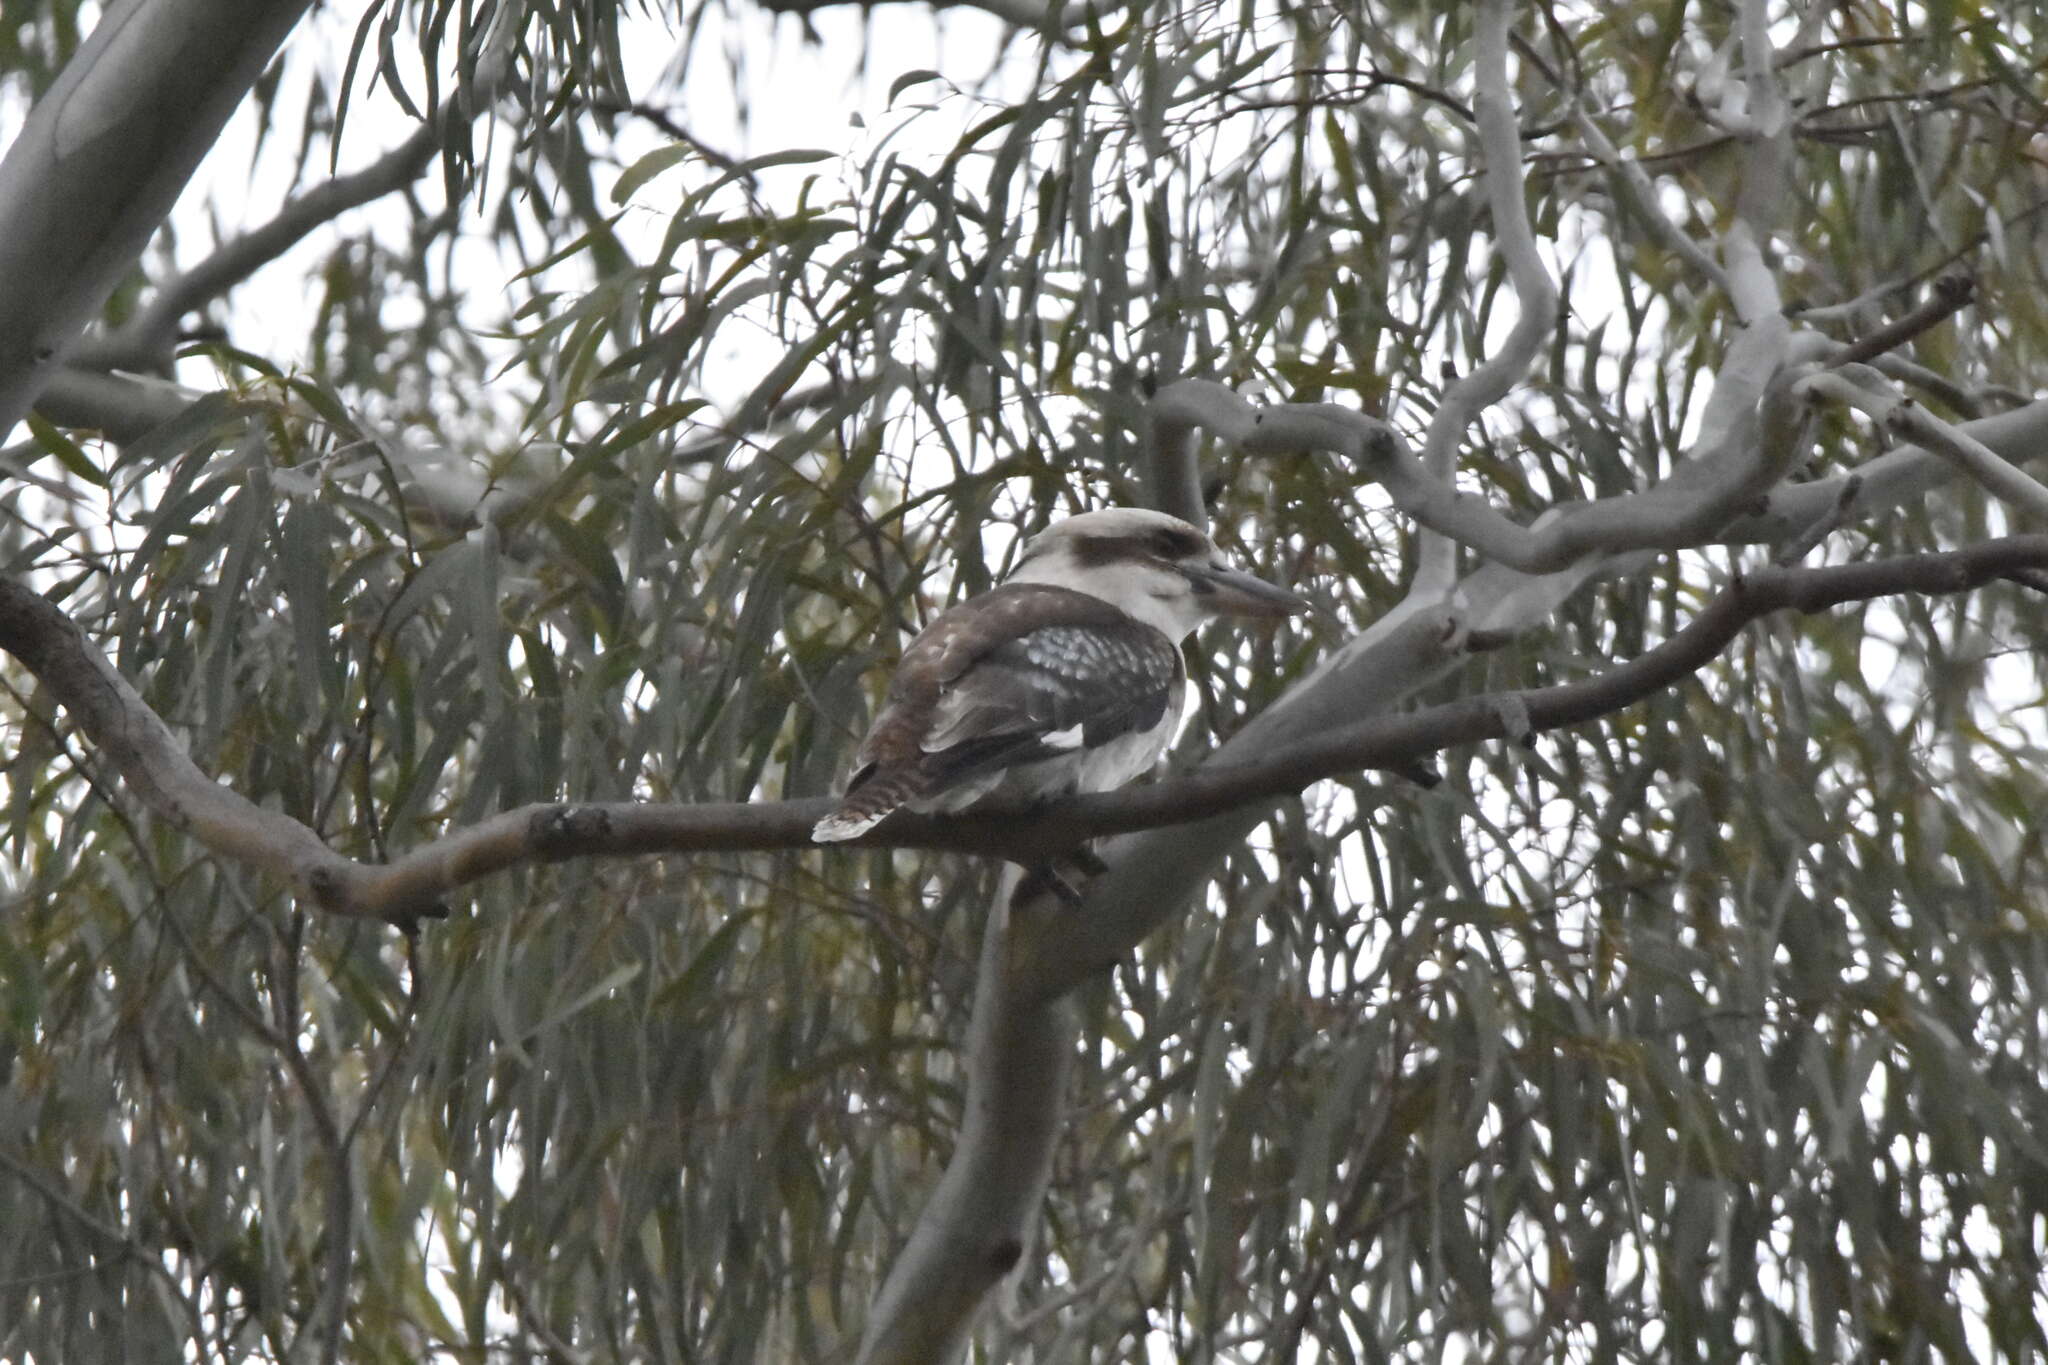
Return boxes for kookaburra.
[812,507,1306,843]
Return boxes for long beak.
[1186,562,1311,618]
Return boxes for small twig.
[581,98,751,180]
[1830,274,1974,368]
[1525,133,1735,176]
[1202,76,1475,126]
[1792,198,2048,326]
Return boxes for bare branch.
[1790,325,1983,419]
[1828,273,1974,368]
[1790,198,2048,329]
[1145,383,1232,529]
[580,99,749,179]
[1773,474,1861,566]
[1147,377,1811,575]
[0,577,362,907]
[1799,372,2048,525]
[1411,0,1560,600]
[78,126,440,371]
[1567,108,1729,293]
[1513,17,1725,294]
[1719,0,1796,328]
[13,540,2048,928]
[855,872,1077,1365]
[1726,395,2048,544]
[1728,0,1794,258]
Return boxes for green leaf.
[23,413,105,487]
[887,69,945,104]
[613,143,694,204]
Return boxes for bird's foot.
[1017,861,1087,909]
[1016,844,1111,909]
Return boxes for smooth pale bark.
[1016,607,1460,1002]
[31,366,198,441]
[855,871,1078,1365]
[0,0,313,433]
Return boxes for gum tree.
[3,0,2046,1359]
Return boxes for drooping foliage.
[2,0,2046,1359]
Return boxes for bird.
[812,507,1306,847]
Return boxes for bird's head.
[1005,507,1308,640]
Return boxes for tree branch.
[0,0,315,432]
[1798,371,2048,525]
[1511,24,1727,295]
[854,871,1077,1365]
[31,365,202,441]
[1723,395,2048,544]
[1147,376,1809,576]
[756,0,1095,31]
[77,125,441,371]
[1009,532,2048,1002]
[1828,273,1975,369]
[10,539,2048,928]
[1410,0,1560,600]
[0,577,361,905]
[1144,385,1214,530]
[1160,371,2046,584]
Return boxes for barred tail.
[811,768,929,842]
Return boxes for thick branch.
[0,578,358,899]
[1411,0,1560,598]
[1150,377,1806,575]
[854,873,1076,1365]
[1724,396,2048,543]
[1726,0,1793,302]
[1162,374,2047,582]
[1144,391,1212,530]
[0,0,314,432]
[12,540,2048,926]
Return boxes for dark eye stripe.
[1150,527,1205,558]
[1061,525,1210,567]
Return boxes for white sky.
[162,2,1026,383]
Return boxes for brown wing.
[812,585,1181,840]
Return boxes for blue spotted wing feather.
[813,585,1183,840]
